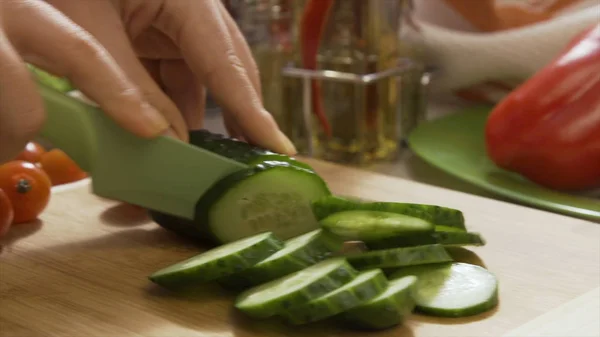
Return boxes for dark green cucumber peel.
[312,195,466,230]
[367,228,486,250]
[390,262,499,318]
[281,269,389,325]
[433,231,486,247]
[189,129,314,170]
[148,210,209,245]
[195,162,331,244]
[218,229,342,290]
[338,275,417,331]
[319,210,434,243]
[234,257,358,319]
[346,244,453,270]
[148,232,284,289]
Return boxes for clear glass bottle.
[284,0,419,165]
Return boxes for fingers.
[42,0,188,141]
[217,0,262,98]
[0,31,45,163]
[158,60,206,130]
[155,0,296,155]
[4,1,169,139]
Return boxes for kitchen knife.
[37,83,247,220]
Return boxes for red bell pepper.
[300,0,334,137]
[485,23,600,191]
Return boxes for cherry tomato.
[14,142,46,163]
[0,161,52,224]
[39,149,88,186]
[0,189,13,237]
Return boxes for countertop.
[0,158,598,337]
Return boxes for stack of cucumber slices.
[149,195,499,331]
[146,130,499,331]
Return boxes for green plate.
[408,105,600,222]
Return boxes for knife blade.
[37,83,247,220]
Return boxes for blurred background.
[202,0,599,204]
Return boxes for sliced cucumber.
[29,64,74,92]
[195,162,331,244]
[189,129,314,170]
[234,257,357,319]
[148,232,283,288]
[312,195,465,230]
[391,262,499,317]
[281,269,389,325]
[319,210,434,242]
[347,244,453,270]
[339,275,417,330]
[433,231,486,247]
[218,229,342,290]
[367,229,485,250]
[148,211,208,244]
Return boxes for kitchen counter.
[1,158,598,337]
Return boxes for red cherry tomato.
[0,161,52,224]
[0,189,13,237]
[14,142,47,163]
[39,149,88,186]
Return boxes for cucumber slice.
[312,196,465,230]
[189,129,314,170]
[196,162,331,244]
[148,232,283,288]
[339,275,417,330]
[218,229,342,290]
[234,257,358,319]
[281,269,389,325]
[433,231,486,247]
[390,262,499,317]
[319,210,434,242]
[149,211,208,244]
[347,244,453,270]
[367,229,485,250]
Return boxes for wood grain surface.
[1,158,599,337]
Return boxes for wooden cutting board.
[1,159,599,337]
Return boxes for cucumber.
[367,228,485,250]
[148,232,284,289]
[189,129,314,170]
[234,257,358,319]
[319,210,434,242]
[281,269,389,325]
[218,229,342,290]
[339,275,417,330]
[390,262,499,317]
[433,231,486,247]
[196,162,331,244]
[148,211,208,244]
[312,195,466,230]
[346,244,453,270]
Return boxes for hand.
[0,0,296,164]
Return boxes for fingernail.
[277,131,297,155]
[140,102,169,135]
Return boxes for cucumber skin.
[339,276,417,331]
[234,258,358,319]
[282,270,389,325]
[218,230,342,290]
[312,196,466,230]
[367,230,486,250]
[148,210,211,245]
[189,130,314,170]
[148,233,284,289]
[347,244,453,270]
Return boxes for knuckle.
[65,31,106,62]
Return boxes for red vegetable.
[485,24,600,191]
[300,0,334,136]
[0,161,52,224]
